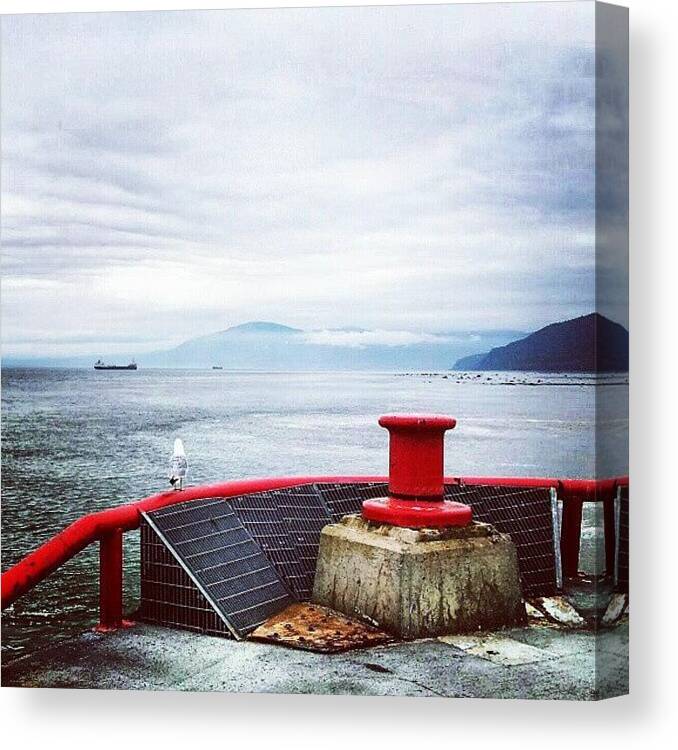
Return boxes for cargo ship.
[94,359,137,370]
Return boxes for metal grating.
[230,484,382,599]
[142,498,294,638]
[315,482,388,522]
[140,481,560,638]
[139,482,384,634]
[445,483,558,597]
[274,486,331,600]
[615,486,629,592]
[228,491,307,599]
[139,520,233,637]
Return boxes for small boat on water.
[212,365,224,370]
[94,359,138,370]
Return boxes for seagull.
[168,438,188,490]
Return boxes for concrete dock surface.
[2,618,628,700]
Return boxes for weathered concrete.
[531,596,586,627]
[0,620,629,699]
[312,516,524,638]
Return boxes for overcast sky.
[1,3,621,358]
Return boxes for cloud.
[303,329,454,349]
[0,3,612,357]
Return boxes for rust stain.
[248,603,394,653]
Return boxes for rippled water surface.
[1,368,628,658]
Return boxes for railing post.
[560,498,583,579]
[603,494,616,576]
[98,528,123,630]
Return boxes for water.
[1,367,628,659]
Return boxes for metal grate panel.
[139,520,233,637]
[315,482,388,522]
[229,490,308,599]
[229,484,376,599]
[143,498,294,638]
[445,483,558,597]
[273,486,331,599]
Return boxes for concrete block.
[312,516,525,639]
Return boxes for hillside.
[453,313,628,372]
[138,321,524,370]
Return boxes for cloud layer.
[303,329,456,349]
[1,4,606,357]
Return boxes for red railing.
[0,476,382,626]
[1,474,628,629]
[459,476,628,579]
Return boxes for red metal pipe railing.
[0,476,383,618]
[457,476,628,501]
[1,474,628,629]
[458,476,629,578]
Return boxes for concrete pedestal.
[312,516,525,639]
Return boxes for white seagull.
[168,438,188,490]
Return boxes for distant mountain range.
[3,313,628,373]
[453,313,628,372]
[137,321,524,371]
[4,321,523,371]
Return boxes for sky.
[1,3,626,359]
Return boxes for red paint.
[98,529,124,629]
[458,476,627,502]
[0,475,383,618]
[560,499,584,578]
[362,414,472,528]
[361,496,472,528]
[379,414,457,499]
[1,471,629,623]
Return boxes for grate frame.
[142,498,294,638]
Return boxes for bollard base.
[312,516,525,639]
[362,496,472,528]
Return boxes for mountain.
[3,320,535,371]
[216,322,301,335]
[453,313,628,372]
[133,321,524,371]
[453,352,486,370]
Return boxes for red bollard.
[362,414,472,528]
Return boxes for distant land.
[3,321,524,371]
[453,313,628,373]
[130,322,527,371]
[3,314,629,372]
